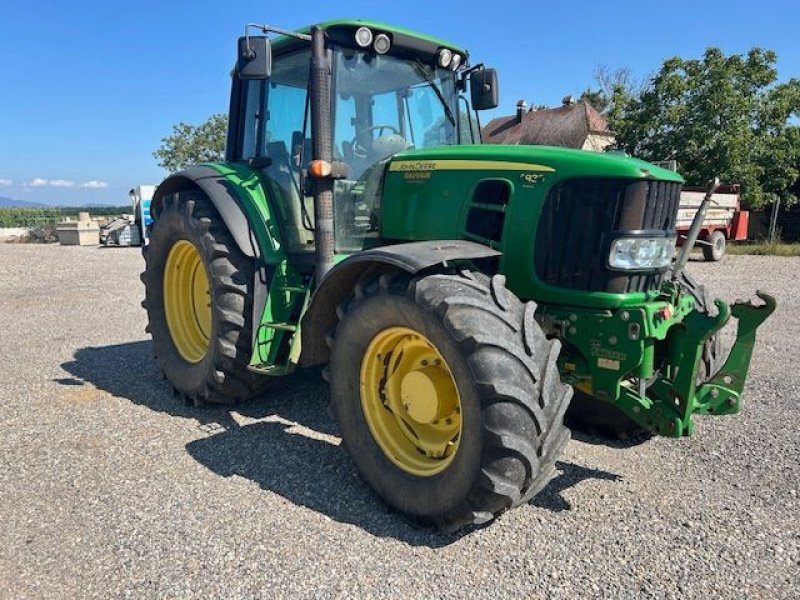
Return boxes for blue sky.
[0,0,797,205]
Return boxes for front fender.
[299,240,501,366]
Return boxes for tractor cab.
[226,21,497,258]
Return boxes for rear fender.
[299,241,501,366]
[152,163,285,356]
[151,163,283,264]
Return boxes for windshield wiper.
[413,60,456,128]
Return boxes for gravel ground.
[0,244,797,599]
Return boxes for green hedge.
[0,206,130,228]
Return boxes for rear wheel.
[141,191,268,405]
[328,270,572,530]
[702,230,726,261]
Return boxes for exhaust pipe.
[309,26,335,281]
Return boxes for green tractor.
[142,20,775,529]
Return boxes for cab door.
[231,48,314,256]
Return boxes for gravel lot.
[0,244,797,599]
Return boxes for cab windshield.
[332,48,464,251]
[333,49,460,178]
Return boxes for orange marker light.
[309,160,332,178]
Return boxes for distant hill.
[0,196,46,208]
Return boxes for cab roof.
[271,19,468,57]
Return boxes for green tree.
[153,113,228,172]
[610,48,800,208]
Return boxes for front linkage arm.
[547,286,776,438]
[645,291,776,436]
[693,291,776,416]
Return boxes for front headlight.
[609,237,676,270]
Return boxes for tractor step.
[279,285,307,294]
[259,322,298,333]
[247,363,291,376]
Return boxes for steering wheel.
[350,124,402,158]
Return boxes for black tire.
[566,269,728,440]
[702,230,726,261]
[328,270,572,530]
[141,191,268,405]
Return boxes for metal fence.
[749,205,800,242]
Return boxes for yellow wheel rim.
[163,240,212,363]
[360,327,462,476]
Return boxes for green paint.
[381,145,683,310]
[389,145,683,182]
[546,285,776,436]
[204,162,285,265]
[202,162,308,370]
[249,261,308,373]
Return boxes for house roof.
[483,101,612,147]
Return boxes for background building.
[483,97,615,151]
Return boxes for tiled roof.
[483,102,612,147]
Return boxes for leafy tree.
[153,113,228,172]
[609,48,800,208]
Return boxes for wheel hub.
[400,368,456,424]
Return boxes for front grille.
[534,178,682,293]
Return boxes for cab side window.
[235,49,313,254]
[241,80,262,159]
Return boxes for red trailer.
[676,184,749,261]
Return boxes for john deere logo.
[520,172,545,185]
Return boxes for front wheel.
[328,271,572,530]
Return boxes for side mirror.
[237,36,271,79]
[470,68,499,111]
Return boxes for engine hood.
[388,144,684,183]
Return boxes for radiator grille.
[534,178,682,293]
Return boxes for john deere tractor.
[142,20,775,529]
